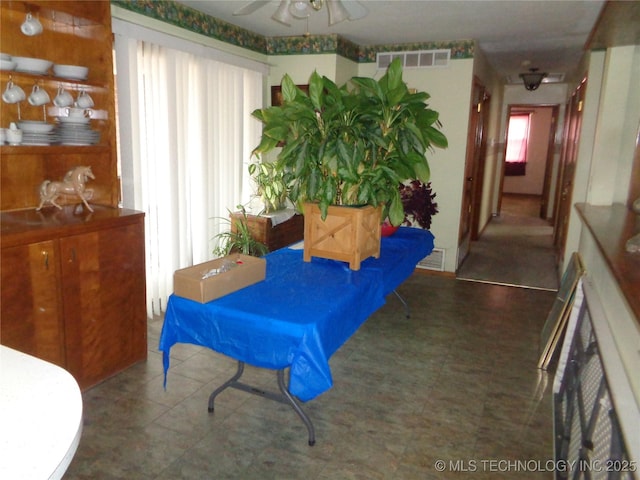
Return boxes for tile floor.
[64,273,557,479]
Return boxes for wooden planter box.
[303,203,382,271]
[230,211,304,252]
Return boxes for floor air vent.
[377,49,450,70]
[417,248,445,271]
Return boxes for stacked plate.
[17,121,58,146]
[54,117,100,146]
[52,64,89,81]
[0,53,16,71]
[12,56,52,75]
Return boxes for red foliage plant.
[400,180,438,230]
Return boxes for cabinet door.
[0,241,65,366]
[60,221,147,389]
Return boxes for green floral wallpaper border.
[112,0,474,62]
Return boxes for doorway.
[456,104,560,290]
[497,104,559,221]
[457,77,490,267]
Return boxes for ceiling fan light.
[327,0,349,25]
[289,1,312,18]
[519,69,547,91]
[272,0,293,25]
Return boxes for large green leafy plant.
[251,59,447,226]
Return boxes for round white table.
[0,346,83,479]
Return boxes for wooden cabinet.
[0,1,146,389]
[230,212,305,252]
[60,219,146,389]
[1,240,65,366]
[1,0,119,211]
[1,207,147,390]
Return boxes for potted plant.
[251,59,447,268]
[214,206,269,257]
[400,180,438,230]
[247,160,288,214]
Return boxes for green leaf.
[281,75,298,103]
[308,71,324,110]
[413,157,431,182]
[424,126,449,148]
[385,58,403,91]
[388,189,404,226]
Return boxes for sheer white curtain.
[114,35,263,317]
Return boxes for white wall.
[472,45,505,234]
[587,45,640,205]
[359,60,474,272]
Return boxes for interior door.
[457,77,489,267]
[540,105,560,219]
[554,79,587,264]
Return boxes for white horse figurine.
[36,166,95,212]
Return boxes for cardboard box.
[173,254,266,303]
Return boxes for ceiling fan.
[233,0,368,27]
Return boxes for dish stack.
[54,116,100,146]
[17,121,57,146]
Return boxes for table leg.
[208,360,245,412]
[277,369,316,446]
[207,361,316,446]
[393,289,410,318]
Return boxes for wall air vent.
[417,247,445,271]
[377,49,450,70]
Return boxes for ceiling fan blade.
[233,1,271,16]
[341,0,368,20]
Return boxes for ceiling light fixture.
[519,68,547,91]
[290,0,312,19]
[327,0,349,25]
[272,0,294,25]
[266,0,360,27]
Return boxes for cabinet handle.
[69,248,76,263]
[42,250,49,270]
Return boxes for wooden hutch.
[0,0,146,390]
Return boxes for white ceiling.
[176,0,605,82]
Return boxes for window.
[505,113,531,176]
[114,30,264,317]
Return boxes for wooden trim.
[271,84,309,106]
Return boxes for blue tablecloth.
[159,227,434,401]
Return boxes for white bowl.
[12,56,52,75]
[0,59,16,71]
[17,121,55,133]
[53,64,88,80]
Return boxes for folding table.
[159,227,434,445]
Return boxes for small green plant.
[248,160,288,213]
[213,206,268,257]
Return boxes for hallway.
[457,194,559,291]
